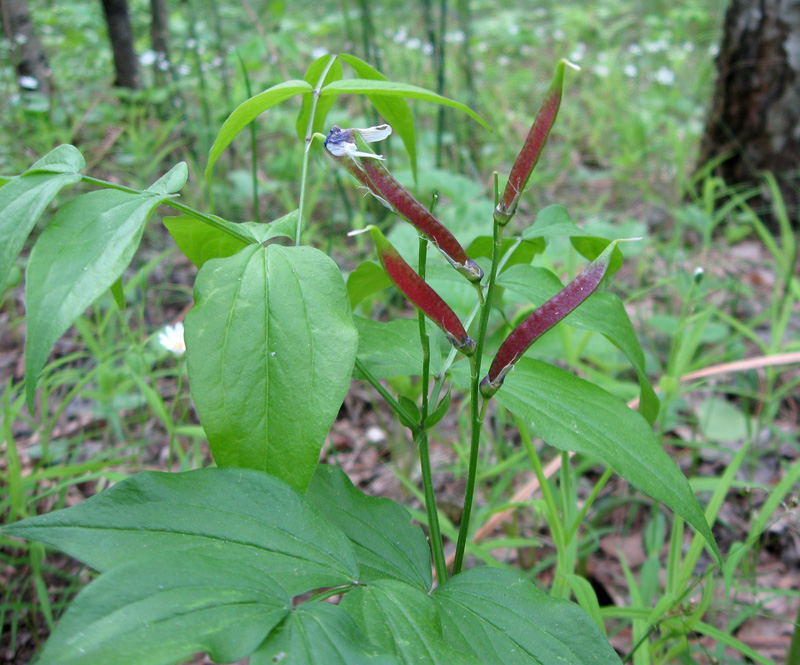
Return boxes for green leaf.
[241,208,299,242]
[296,55,343,141]
[0,146,85,288]
[252,602,399,665]
[341,580,481,665]
[353,317,441,380]
[338,53,419,181]
[427,386,451,427]
[164,214,254,268]
[146,161,188,195]
[320,79,490,131]
[205,79,312,182]
[25,189,166,409]
[36,553,290,665]
[433,568,621,665]
[305,466,432,590]
[26,144,86,174]
[185,244,358,490]
[459,358,718,561]
[347,260,392,308]
[4,468,358,594]
[498,264,659,423]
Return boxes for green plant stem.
[354,358,420,436]
[80,176,257,245]
[415,224,447,583]
[296,54,338,245]
[565,466,613,543]
[452,218,505,574]
[236,52,260,223]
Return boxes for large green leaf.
[25,188,167,409]
[338,53,419,181]
[0,145,84,287]
[341,580,481,665]
[498,264,659,423]
[252,602,399,665]
[296,55,343,141]
[185,244,358,490]
[433,568,621,665]
[353,316,441,380]
[305,465,431,590]
[35,553,290,665]
[3,468,358,594]
[205,79,312,182]
[454,358,718,560]
[320,79,490,131]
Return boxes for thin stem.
[236,51,260,222]
[354,358,420,436]
[418,430,448,583]
[452,217,505,574]
[565,466,613,543]
[80,175,256,245]
[296,54,338,245]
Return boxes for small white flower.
[422,42,434,56]
[508,24,520,35]
[311,46,329,59]
[628,43,643,56]
[644,38,669,53]
[159,323,186,357]
[324,124,392,160]
[593,64,609,77]
[406,37,421,49]
[444,30,465,43]
[623,64,638,77]
[653,66,675,85]
[393,27,408,44]
[498,55,511,67]
[139,49,157,66]
[17,75,39,90]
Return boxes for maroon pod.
[366,225,476,356]
[480,239,622,397]
[495,59,576,226]
[360,159,483,283]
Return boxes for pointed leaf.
[341,580,481,665]
[433,568,621,665]
[205,79,312,182]
[0,145,85,287]
[252,602,399,665]
[185,244,358,490]
[146,161,188,195]
[25,189,166,409]
[296,55,343,140]
[305,465,432,589]
[35,553,290,665]
[3,468,358,594]
[339,53,418,181]
[320,79,490,131]
[462,358,718,560]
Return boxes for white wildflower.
[311,47,329,59]
[653,66,675,85]
[17,75,39,90]
[324,124,393,160]
[623,64,638,77]
[159,323,186,357]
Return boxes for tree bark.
[699,0,800,225]
[150,0,170,68]
[0,0,51,96]
[101,0,140,89]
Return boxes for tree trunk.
[699,0,800,226]
[101,0,140,89]
[0,0,51,96]
[150,0,170,69]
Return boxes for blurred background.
[2,1,799,663]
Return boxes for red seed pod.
[366,225,476,355]
[360,159,483,283]
[494,59,577,226]
[480,239,622,397]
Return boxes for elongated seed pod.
[366,225,476,355]
[494,59,577,226]
[360,159,483,283]
[480,239,621,397]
